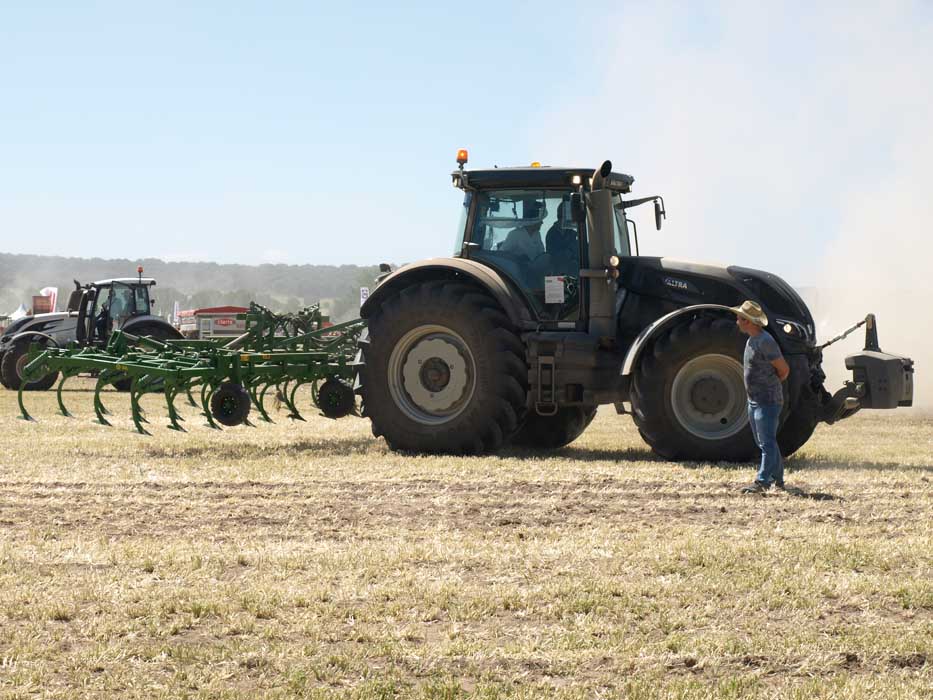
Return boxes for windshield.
[466,188,580,321]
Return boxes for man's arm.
[771,357,790,382]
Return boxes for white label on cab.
[544,276,565,304]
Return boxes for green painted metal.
[16,303,365,433]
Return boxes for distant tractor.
[0,271,181,391]
[355,152,915,459]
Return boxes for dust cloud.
[533,1,932,410]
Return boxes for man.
[501,200,545,259]
[732,300,790,494]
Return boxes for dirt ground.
[0,381,930,699]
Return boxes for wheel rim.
[670,354,747,440]
[15,352,29,380]
[387,324,476,425]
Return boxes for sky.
[1,1,931,288]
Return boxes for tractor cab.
[452,154,664,331]
[75,277,157,345]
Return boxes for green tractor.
[355,153,914,458]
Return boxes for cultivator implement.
[16,303,366,434]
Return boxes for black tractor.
[0,272,182,391]
[355,153,914,459]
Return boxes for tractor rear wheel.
[358,281,527,454]
[631,316,757,462]
[510,406,597,449]
[1,342,59,391]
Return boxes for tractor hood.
[0,312,77,348]
[620,257,816,349]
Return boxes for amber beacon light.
[456,149,469,165]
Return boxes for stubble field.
[0,381,930,699]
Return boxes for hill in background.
[0,252,379,322]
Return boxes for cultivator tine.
[164,384,186,432]
[247,379,273,423]
[55,369,80,418]
[17,385,34,422]
[286,379,308,421]
[185,381,200,407]
[201,382,221,430]
[93,370,121,425]
[129,377,152,436]
[257,382,275,422]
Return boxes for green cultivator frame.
[17,303,366,434]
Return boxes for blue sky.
[1,1,931,289]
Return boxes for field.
[0,382,930,699]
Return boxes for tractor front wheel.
[631,316,757,462]
[358,281,527,454]
[0,342,59,392]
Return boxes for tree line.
[0,252,380,322]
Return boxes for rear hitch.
[820,314,914,424]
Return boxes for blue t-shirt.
[744,330,784,405]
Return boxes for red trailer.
[176,306,249,340]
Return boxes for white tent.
[9,304,28,320]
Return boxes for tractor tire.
[0,342,59,391]
[777,387,820,457]
[210,382,251,426]
[317,378,355,419]
[358,280,527,454]
[631,315,757,462]
[0,351,8,389]
[113,324,183,392]
[510,406,598,449]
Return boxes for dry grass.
[0,380,930,699]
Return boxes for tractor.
[0,270,181,391]
[355,153,914,459]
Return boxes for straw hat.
[731,300,768,326]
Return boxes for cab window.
[134,286,151,315]
[466,189,580,321]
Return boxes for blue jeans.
[748,400,783,486]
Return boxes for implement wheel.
[1,342,59,391]
[317,378,355,419]
[358,280,527,454]
[510,406,597,449]
[210,382,251,427]
[631,316,757,462]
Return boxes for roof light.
[530,161,541,168]
[608,255,620,268]
[571,175,582,185]
[456,149,468,165]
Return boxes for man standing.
[732,300,790,493]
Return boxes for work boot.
[741,481,769,494]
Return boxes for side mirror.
[654,199,665,230]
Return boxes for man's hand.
[772,357,790,382]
